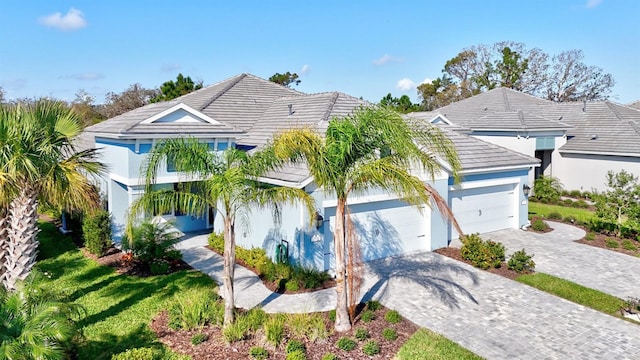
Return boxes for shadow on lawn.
[362,253,480,309]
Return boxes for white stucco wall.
[555,152,640,192]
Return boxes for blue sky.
[1,0,638,104]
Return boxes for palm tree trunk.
[222,217,236,326]
[3,186,40,290]
[0,207,8,284]
[334,197,351,332]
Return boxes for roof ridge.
[197,73,248,111]
[243,73,306,95]
[605,101,624,121]
[502,88,511,111]
[518,110,526,129]
[320,92,340,122]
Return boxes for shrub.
[328,309,336,322]
[245,308,267,332]
[573,199,589,208]
[507,249,536,273]
[286,339,306,354]
[222,317,250,343]
[354,328,369,341]
[169,287,222,330]
[287,312,330,342]
[249,347,269,360]
[605,238,619,248]
[382,328,397,341]
[569,190,582,198]
[360,310,375,322]
[265,315,286,347]
[149,259,170,275]
[385,310,402,324]
[191,332,208,345]
[285,280,300,292]
[362,340,380,356]
[286,350,307,360]
[122,221,182,269]
[82,210,112,256]
[547,212,562,220]
[207,231,224,252]
[531,217,549,232]
[111,347,156,360]
[562,198,575,206]
[533,176,563,202]
[563,215,577,224]
[366,300,381,311]
[460,233,505,269]
[622,239,638,251]
[336,337,357,351]
[585,232,596,241]
[321,354,339,360]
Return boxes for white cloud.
[373,54,402,66]
[39,8,87,31]
[586,0,603,8]
[60,73,104,81]
[300,64,311,75]
[396,78,416,91]
[421,78,433,84]
[161,64,182,72]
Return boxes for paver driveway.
[178,232,640,359]
[478,221,640,299]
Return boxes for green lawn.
[528,202,595,224]
[36,222,214,359]
[396,328,484,360]
[516,273,631,322]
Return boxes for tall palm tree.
[0,275,84,360]
[270,106,462,332]
[129,140,315,326]
[0,100,106,290]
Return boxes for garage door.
[323,200,430,270]
[450,183,516,238]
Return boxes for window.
[167,158,176,172]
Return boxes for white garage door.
[323,200,430,270]
[450,183,516,238]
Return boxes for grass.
[35,221,215,359]
[396,328,484,360]
[528,202,595,224]
[516,273,626,320]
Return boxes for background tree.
[269,72,301,88]
[418,41,613,109]
[0,100,105,290]
[70,89,105,127]
[270,106,462,332]
[0,86,4,103]
[99,84,159,119]
[150,73,203,103]
[379,93,421,113]
[594,170,640,237]
[129,141,314,326]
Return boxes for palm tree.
[0,100,106,290]
[0,275,84,360]
[270,106,462,332]
[129,140,315,326]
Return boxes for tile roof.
[537,101,640,155]
[408,87,571,130]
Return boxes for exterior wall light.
[315,211,324,229]
[523,184,531,197]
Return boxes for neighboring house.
[82,74,537,271]
[408,88,640,193]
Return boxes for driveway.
[475,221,640,300]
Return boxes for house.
[82,74,537,270]
[407,88,640,193]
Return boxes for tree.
[0,100,106,290]
[129,140,314,326]
[269,72,301,88]
[0,87,4,103]
[150,73,203,103]
[379,93,421,113]
[594,170,640,237]
[269,106,462,332]
[99,84,159,119]
[71,89,105,127]
[418,41,614,109]
[545,50,615,102]
[0,275,84,359]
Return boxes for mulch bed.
[576,232,640,257]
[150,307,418,360]
[205,245,336,294]
[83,246,192,277]
[434,247,523,280]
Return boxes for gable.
[430,114,452,125]
[141,103,220,125]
